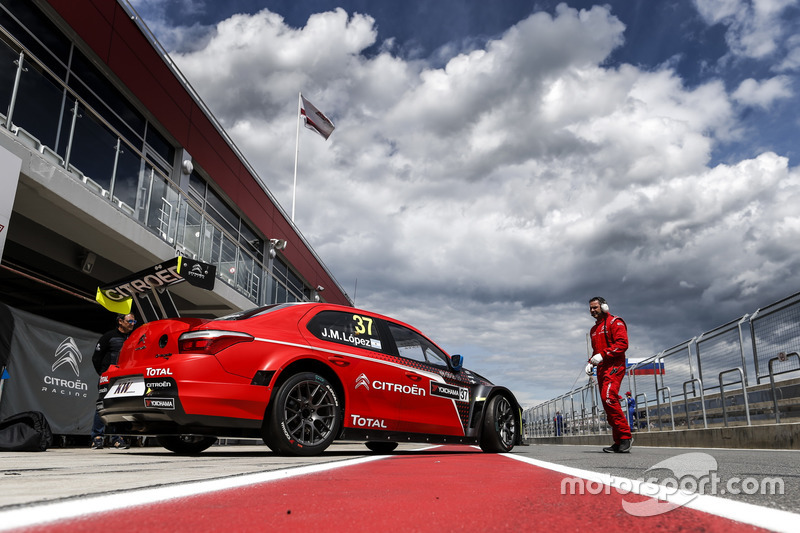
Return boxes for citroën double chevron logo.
[51,337,83,377]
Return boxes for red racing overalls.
[590,314,631,443]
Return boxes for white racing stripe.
[504,453,799,533]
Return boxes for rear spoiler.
[96,256,216,320]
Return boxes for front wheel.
[157,435,217,455]
[479,394,517,453]
[262,372,342,456]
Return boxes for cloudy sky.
[128,0,800,407]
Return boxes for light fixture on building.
[81,252,97,274]
[181,159,193,175]
[268,238,288,259]
[313,285,325,302]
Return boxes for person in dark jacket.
[90,313,136,449]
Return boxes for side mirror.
[450,354,463,372]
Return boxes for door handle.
[405,372,422,381]
[328,356,350,367]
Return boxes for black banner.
[0,303,100,435]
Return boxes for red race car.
[98,302,522,455]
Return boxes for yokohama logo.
[144,397,175,410]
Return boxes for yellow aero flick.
[95,287,132,314]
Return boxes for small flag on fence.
[627,358,665,375]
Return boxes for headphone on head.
[591,296,609,313]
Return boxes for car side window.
[386,322,449,367]
[306,310,384,352]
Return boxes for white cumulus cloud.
[137,2,800,406]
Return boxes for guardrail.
[525,291,800,439]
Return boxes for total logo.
[146,367,173,377]
[350,414,387,428]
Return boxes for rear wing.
[95,256,216,321]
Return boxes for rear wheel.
[365,441,398,453]
[479,394,517,453]
[157,435,217,455]
[262,372,341,456]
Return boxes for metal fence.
[524,290,800,438]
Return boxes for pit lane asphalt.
[2,442,799,515]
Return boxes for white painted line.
[504,453,799,533]
[0,455,389,531]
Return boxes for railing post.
[656,386,675,431]
[109,137,122,200]
[769,352,800,423]
[682,378,707,429]
[749,309,762,384]
[719,368,750,427]
[6,51,25,130]
[64,101,81,168]
[737,315,751,387]
[634,393,648,432]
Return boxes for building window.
[0,0,318,308]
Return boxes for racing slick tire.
[157,435,218,455]
[262,372,342,456]
[479,394,517,453]
[365,441,398,453]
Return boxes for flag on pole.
[300,95,335,140]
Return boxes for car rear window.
[306,311,384,352]
[214,303,298,321]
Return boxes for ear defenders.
[591,297,609,313]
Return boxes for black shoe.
[91,437,103,450]
[602,443,619,453]
[617,438,632,453]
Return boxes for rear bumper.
[98,373,272,437]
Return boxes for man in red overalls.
[585,296,632,453]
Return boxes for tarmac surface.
[1,440,799,530]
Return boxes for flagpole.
[291,92,302,222]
